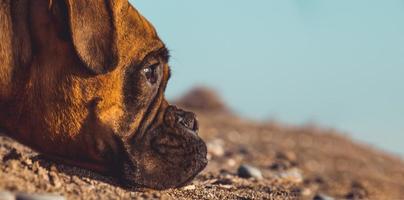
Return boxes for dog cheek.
[92,73,127,132]
[97,105,125,131]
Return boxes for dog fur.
[0,0,207,189]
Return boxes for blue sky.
[132,0,404,155]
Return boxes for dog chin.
[122,106,208,189]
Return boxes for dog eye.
[143,63,159,84]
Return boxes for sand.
[1,90,404,199]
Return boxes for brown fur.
[0,0,207,189]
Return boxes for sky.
[131,0,404,155]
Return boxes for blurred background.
[132,0,404,156]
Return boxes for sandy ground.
[1,89,404,200]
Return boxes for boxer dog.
[0,0,207,189]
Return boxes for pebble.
[227,158,236,167]
[301,188,312,196]
[49,165,58,172]
[32,162,40,173]
[71,176,83,184]
[276,151,296,161]
[16,193,65,200]
[3,149,22,162]
[313,193,335,200]
[49,172,62,188]
[0,191,15,200]
[213,178,233,185]
[182,185,196,190]
[217,184,233,189]
[7,160,20,170]
[237,164,263,179]
[0,192,65,200]
[269,151,299,171]
[345,181,368,199]
[23,158,33,166]
[277,168,303,183]
[207,139,225,158]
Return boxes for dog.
[0,0,207,189]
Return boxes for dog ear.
[63,0,118,74]
[0,0,32,97]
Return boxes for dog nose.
[164,106,199,133]
[177,112,198,131]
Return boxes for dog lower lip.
[177,116,192,129]
[180,126,198,136]
[177,117,199,134]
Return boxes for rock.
[174,87,230,113]
[182,185,196,190]
[217,184,233,189]
[237,164,263,179]
[227,158,236,167]
[71,176,83,185]
[345,181,368,200]
[6,160,20,171]
[80,185,95,193]
[207,139,225,158]
[270,151,298,171]
[32,162,40,173]
[276,151,296,162]
[0,191,15,200]
[269,161,290,171]
[301,188,312,196]
[49,172,62,188]
[49,165,58,172]
[213,178,233,185]
[238,147,249,155]
[276,168,303,183]
[3,149,22,162]
[22,158,32,166]
[313,193,335,200]
[15,193,65,200]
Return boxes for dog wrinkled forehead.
[63,0,164,74]
[114,2,164,66]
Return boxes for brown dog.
[0,0,207,189]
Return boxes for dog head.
[0,0,207,189]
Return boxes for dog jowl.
[0,0,207,189]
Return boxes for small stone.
[276,151,296,161]
[227,159,236,167]
[49,172,62,188]
[277,168,303,183]
[32,162,40,173]
[16,193,65,200]
[3,149,22,162]
[238,147,249,155]
[160,194,171,200]
[152,193,161,198]
[269,161,290,171]
[217,185,233,189]
[345,181,368,199]
[23,158,33,166]
[182,185,196,190]
[207,139,225,157]
[71,176,83,184]
[49,165,58,172]
[7,160,19,170]
[175,87,230,112]
[0,191,15,200]
[313,194,335,200]
[213,178,233,185]
[81,185,95,193]
[37,167,49,182]
[301,188,312,196]
[237,164,263,179]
